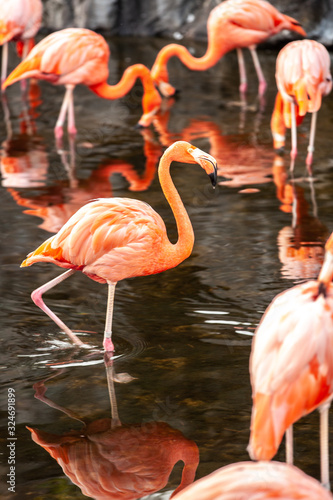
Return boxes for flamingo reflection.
[3,129,162,234]
[153,114,274,190]
[27,355,199,499]
[272,155,328,280]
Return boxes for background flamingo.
[0,0,42,84]
[172,460,333,499]
[3,28,162,138]
[20,141,217,351]
[248,232,333,489]
[151,0,306,98]
[271,39,332,171]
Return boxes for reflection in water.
[2,126,162,234]
[153,112,274,190]
[28,355,199,499]
[273,156,329,281]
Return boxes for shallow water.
[1,36,333,499]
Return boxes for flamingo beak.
[189,147,218,187]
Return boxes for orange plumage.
[151,0,306,97]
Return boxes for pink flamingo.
[20,141,217,351]
[0,0,42,84]
[172,461,333,499]
[151,0,306,98]
[3,28,162,137]
[271,39,332,171]
[248,232,333,489]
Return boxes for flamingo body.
[0,0,42,83]
[151,0,306,97]
[271,39,332,168]
[22,197,174,284]
[172,461,333,499]
[21,141,217,350]
[0,0,42,44]
[3,28,162,136]
[248,233,333,483]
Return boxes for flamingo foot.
[103,337,115,353]
[68,124,77,137]
[239,82,247,94]
[54,124,64,139]
[258,80,267,96]
[306,151,313,175]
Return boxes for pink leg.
[19,41,30,93]
[237,48,247,94]
[306,111,317,175]
[1,42,8,87]
[290,101,298,163]
[66,85,77,136]
[54,87,72,139]
[319,401,331,490]
[31,268,85,346]
[249,47,266,96]
[103,282,116,352]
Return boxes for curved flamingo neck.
[89,63,154,100]
[153,39,222,76]
[159,146,195,261]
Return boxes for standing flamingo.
[2,28,162,138]
[271,39,332,171]
[248,232,333,489]
[0,0,42,84]
[20,141,217,351]
[151,0,306,98]
[172,461,333,499]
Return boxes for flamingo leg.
[237,48,247,95]
[290,101,298,170]
[285,425,293,465]
[1,42,8,87]
[66,85,77,136]
[31,268,85,346]
[19,40,30,94]
[103,282,116,352]
[249,46,266,96]
[319,402,331,490]
[306,111,317,174]
[54,86,72,139]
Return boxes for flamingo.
[150,0,306,98]
[0,0,42,84]
[172,461,333,499]
[20,141,217,351]
[2,28,162,138]
[248,232,333,489]
[271,39,332,172]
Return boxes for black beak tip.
[209,169,217,188]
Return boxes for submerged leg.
[66,85,77,136]
[104,353,121,427]
[54,87,72,139]
[306,111,317,174]
[249,47,266,96]
[290,101,298,171]
[285,425,293,465]
[319,402,331,490]
[31,268,85,346]
[103,282,116,352]
[237,48,247,95]
[1,43,8,86]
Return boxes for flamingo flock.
[2,0,333,498]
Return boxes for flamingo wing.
[3,28,110,88]
[249,281,333,459]
[212,0,305,50]
[22,198,169,283]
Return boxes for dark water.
[1,36,333,499]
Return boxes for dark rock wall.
[40,0,333,46]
